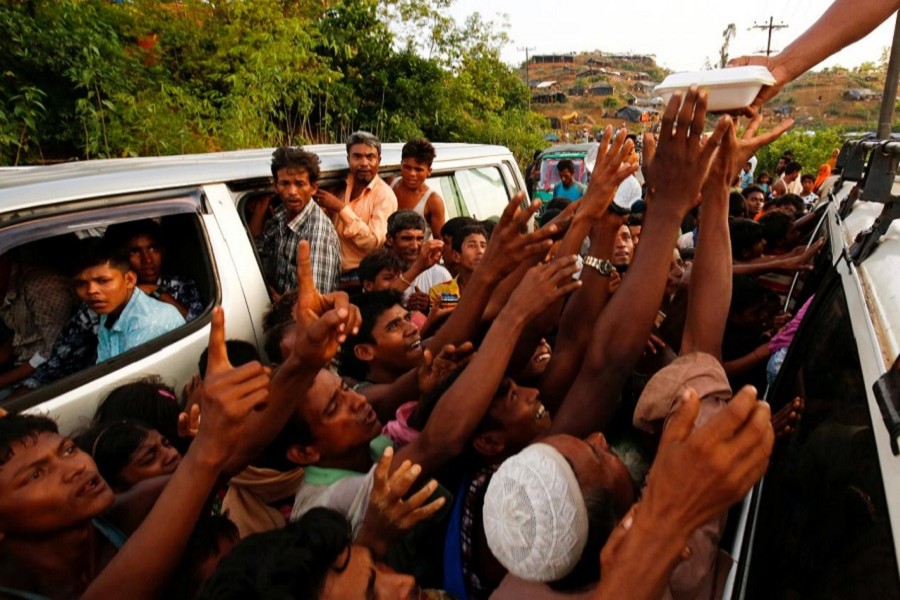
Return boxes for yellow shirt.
[334,174,398,271]
[429,277,461,307]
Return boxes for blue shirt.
[97,289,184,363]
[552,181,587,201]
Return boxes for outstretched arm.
[359,195,557,420]
[730,0,900,112]
[395,256,581,476]
[683,113,793,357]
[547,88,729,438]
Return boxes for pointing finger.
[204,307,232,377]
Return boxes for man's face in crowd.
[559,167,575,187]
[745,191,765,215]
[116,430,181,491]
[294,370,382,462]
[348,143,380,186]
[0,432,115,537]
[355,305,423,375]
[276,167,317,218]
[321,544,418,600]
[542,432,635,515]
[389,228,426,266]
[776,158,786,172]
[474,379,551,459]
[74,262,136,317]
[612,224,634,267]
[124,234,163,285]
[399,158,431,191]
[363,268,400,293]
[784,170,800,183]
[456,233,487,272]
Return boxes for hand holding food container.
[654,66,777,112]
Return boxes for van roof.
[0,143,513,211]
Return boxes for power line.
[749,17,789,57]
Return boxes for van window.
[1,198,215,411]
[741,275,900,598]
[453,167,510,220]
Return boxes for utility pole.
[750,17,788,57]
[518,46,536,106]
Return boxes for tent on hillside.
[615,105,657,122]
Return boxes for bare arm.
[548,88,729,438]
[595,387,773,599]
[731,0,900,112]
[395,257,581,476]
[248,195,274,238]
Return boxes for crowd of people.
[0,0,897,597]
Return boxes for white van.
[0,143,528,433]
[722,136,900,598]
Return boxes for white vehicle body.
[0,143,527,433]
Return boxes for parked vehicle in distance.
[532,142,597,204]
[0,143,528,433]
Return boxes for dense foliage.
[0,0,547,166]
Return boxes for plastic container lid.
[653,66,776,112]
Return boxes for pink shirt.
[335,174,398,271]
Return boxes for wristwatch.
[582,256,614,276]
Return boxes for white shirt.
[406,264,452,300]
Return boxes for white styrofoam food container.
[653,66,776,112]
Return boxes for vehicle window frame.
[0,191,219,414]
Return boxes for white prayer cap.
[482,443,589,582]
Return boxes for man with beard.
[314,132,398,288]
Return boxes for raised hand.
[413,239,444,272]
[191,307,272,470]
[506,254,583,321]
[726,55,793,116]
[478,193,557,278]
[640,385,774,532]
[416,342,475,398]
[357,446,447,557]
[291,240,362,367]
[641,87,730,213]
[579,126,639,219]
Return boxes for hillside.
[520,51,891,139]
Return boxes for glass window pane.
[744,279,900,599]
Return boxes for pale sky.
[447,0,896,73]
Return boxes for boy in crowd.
[72,239,184,363]
[439,216,478,278]
[552,159,587,201]
[742,184,766,219]
[358,250,405,293]
[429,225,487,307]
[252,146,341,296]
[390,139,446,238]
[800,173,818,206]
